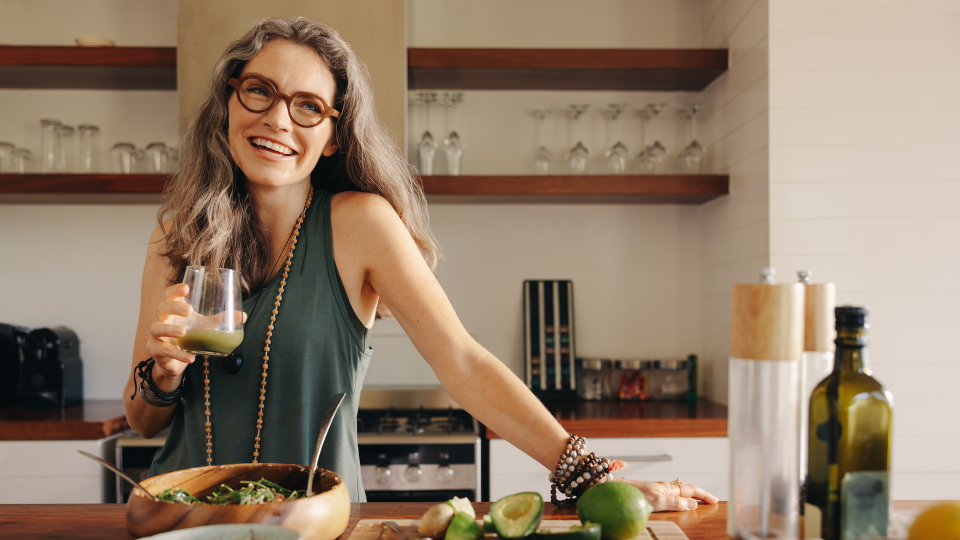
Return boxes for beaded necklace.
[202,185,314,465]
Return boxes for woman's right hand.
[145,283,196,390]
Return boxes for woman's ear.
[322,140,339,157]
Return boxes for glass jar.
[575,358,611,401]
[648,359,690,400]
[11,148,33,173]
[58,125,75,172]
[0,142,15,172]
[39,119,62,172]
[614,359,649,400]
[111,142,137,173]
[145,142,168,173]
[77,125,100,173]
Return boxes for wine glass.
[566,104,591,175]
[531,109,552,175]
[645,103,669,174]
[633,107,652,173]
[440,92,464,176]
[677,104,707,174]
[604,103,631,174]
[416,92,438,175]
[174,266,244,357]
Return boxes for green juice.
[178,329,244,356]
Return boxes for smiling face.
[228,39,339,192]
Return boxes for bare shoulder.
[143,219,175,282]
[331,191,403,230]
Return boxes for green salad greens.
[157,478,307,506]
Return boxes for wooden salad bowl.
[126,463,350,540]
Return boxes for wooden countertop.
[0,501,933,540]
[486,399,727,439]
[0,399,130,440]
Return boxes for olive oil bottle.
[806,306,893,540]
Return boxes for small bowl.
[126,463,350,540]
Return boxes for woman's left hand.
[610,476,719,512]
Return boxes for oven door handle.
[607,454,673,462]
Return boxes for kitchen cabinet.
[0,436,126,503]
[488,436,729,502]
[0,400,132,503]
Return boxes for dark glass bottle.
[806,306,893,540]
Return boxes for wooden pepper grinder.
[798,270,836,539]
[728,267,805,540]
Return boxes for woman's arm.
[332,193,717,510]
[123,225,197,438]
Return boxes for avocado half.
[489,492,545,538]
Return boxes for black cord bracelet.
[131,358,186,407]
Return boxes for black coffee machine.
[19,327,83,409]
[0,323,30,407]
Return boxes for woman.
[124,16,717,511]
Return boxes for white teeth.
[251,137,295,156]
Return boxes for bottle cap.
[835,306,869,328]
[731,280,805,361]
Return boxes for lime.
[576,482,652,540]
[909,502,960,540]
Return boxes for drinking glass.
[677,104,707,174]
[604,103,631,174]
[39,119,62,173]
[566,104,591,174]
[111,143,136,173]
[58,125,75,172]
[174,266,244,357]
[416,92,438,175]
[0,142,14,172]
[645,103,669,174]
[12,148,33,173]
[440,92,464,176]
[78,125,100,173]
[531,110,552,176]
[145,142,168,173]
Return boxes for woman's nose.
[261,98,293,131]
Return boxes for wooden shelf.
[408,48,728,91]
[0,173,727,204]
[420,174,728,204]
[0,46,176,90]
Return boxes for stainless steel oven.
[357,389,481,502]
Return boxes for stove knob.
[374,453,391,485]
[435,452,454,484]
[405,452,422,483]
[374,466,392,484]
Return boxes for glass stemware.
[566,104,591,175]
[416,92,438,176]
[645,103,669,174]
[531,109,552,176]
[634,108,653,174]
[604,103,631,174]
[440,92,464,176]
[677,104,707,174]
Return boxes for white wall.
[1,1,709,399]
[768,0,960,500]
[698,0,771,404]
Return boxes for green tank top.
[149,190,373,502]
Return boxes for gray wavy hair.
[158,16,441,318]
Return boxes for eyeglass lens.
[237,78,328,126]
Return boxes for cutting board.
[350,519,688,540]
